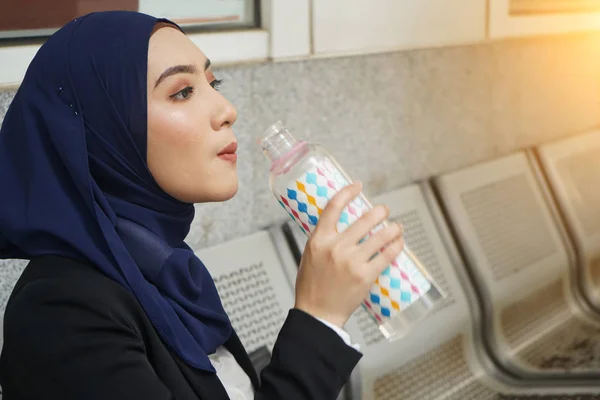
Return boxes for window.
[0,0,311,86]
[0,0,258,40]
[510,0,600,16]
[490,0,600,38]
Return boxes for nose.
[212,93,237,131]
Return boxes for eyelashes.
[170,86,195,101]
[169,79,223,102]
[210,79,222,91]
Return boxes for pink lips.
[218,141,238,163]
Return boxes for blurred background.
[2,1,600,399]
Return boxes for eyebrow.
[154,58,212,89]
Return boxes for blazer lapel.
[224,330,261,389]
[171,351,231,400]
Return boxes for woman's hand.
[294,182,404,328]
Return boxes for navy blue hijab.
[0,11,232,372]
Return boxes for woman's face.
[147,26,238,204]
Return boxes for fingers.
[342,226,404,291]
[338,205,389,247]
[314,182,363,235]
[356,222,403,262]
[367,235,405,279]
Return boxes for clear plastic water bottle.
[258,121,445,341]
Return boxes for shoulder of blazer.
[7,255,144,333]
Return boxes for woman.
[0,11,403,400]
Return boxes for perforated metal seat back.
[433,152,600,374]
[197,231,295,354]
[434,152,568,310]
[537,130,600,295]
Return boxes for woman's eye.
[210,79,222,91]
[170,86,195,101]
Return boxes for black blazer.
[0,256,361,399]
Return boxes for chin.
[213,183,239,202]
[199,177,239,203]
[175,169,239,204]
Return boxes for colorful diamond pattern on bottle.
[277,158,432,322]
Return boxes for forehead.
[147,27,207,78]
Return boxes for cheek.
[147,104,211,179]
[151,106,201,145]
